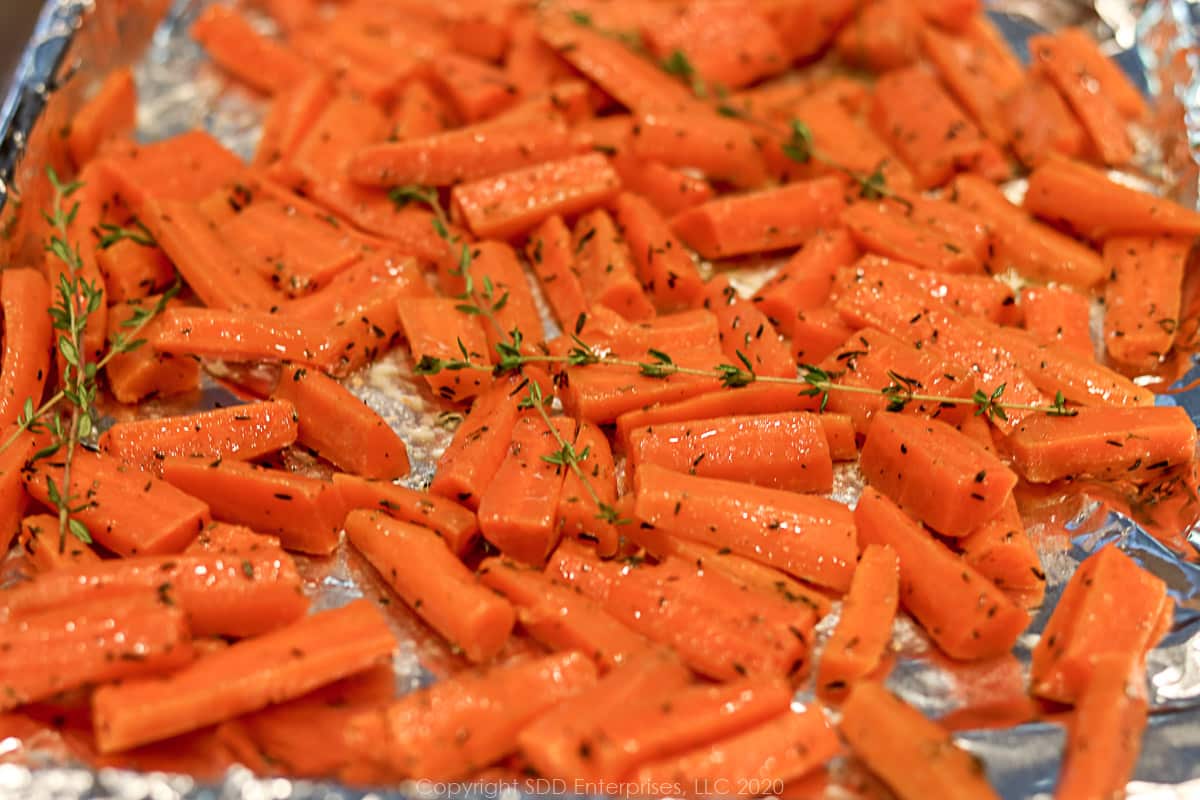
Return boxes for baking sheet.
[3,1,1200,799]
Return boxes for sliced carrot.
[93,599,395,753]
[1032,546,1169,704]
[527,215,590,328]
[758,0,858,62]
[450,153,622,240]
[151,308,336,372]
[556,421,620,557]
[68,68,136,168]
[477,414,574,565]
[439,240,546,352]
[609,188,702,308]
[1053,28,1148,119]
[23,450,209,557]
[703,275,796,378]
[1029,34,1132,166]
[573,209,655,321]
[920,25,1014,144]
[50,164,109,364]
[571,306,722,357]
[0,592,194,712]
[98,400,298,475]
[397,297,493,403]
[869,65,1009,189]
[105,296,202,405]
[633,463,857,591]
[834,0,922,72]
[816,543,899,695]
[478,557,646,670]
[855,488,1029,660]
[840,196,987,274]
[610,152,716,220]
[344,510,513,663]
[840,681,1002,800]
[1103,235,1189,370]
[192,5,311,95]
[347,651,597,781]
[959,498,1046,604]
[184,522,282,555]
[0,269,51,431]
[331,473,474,554]
[834,257,1017,324]
[274,365,409,480]
[791,307,856,364]
[285,26,420,108]
[861,413,1017,537]
[634,705,839,788]
[1021,286,1095,360]
[915,0,980,31]
[95,237,174,305]
[98,131,245,213]
[670,177,845,259]
[1024,155,1200,239]
[254,74,335,168]
[18,514,101,573]
[427,52,520,123]
[643,2,788,90]
[629,411,834,493]
[561,347,725,424]
[1002,76,1087,167]
[629,110,766,190]
[160,458,342,555]
[1,548,308,638]
[387,78,456,141]
[430,375,525,509]
[506,20,575,95]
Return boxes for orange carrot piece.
[387,78,456,141]
[506,20,575,95]
[331,473,476,555]
[477,414,574,565]
[18,514,101,573]
[629,110,767,190]
[855,488,1029,660]
[427,52,520,123]
[834,0,922,72]
[48,165,109,365]
[861,413,1018,537]
[192,5,311,95]
[98,400,298,476]
[160,458,342,555]
[952,173,1105,288]
[478,557,646,670]
[610,152,716,220]
[1002,76,1087,167]
[438,240,546,350]
[959,496,1045,604]
[629,411,834,493]
[104,297,201,404]
[98,131,245,213]
[151,307,336,371]
[914,0,980,30]
[634,463,857,591]
[1025,155,1200,239]
[184,522,282,555]
[430,375,525,509]
[758,0,858,62]
[573,209,655,321]
[561,348,724,424]
[0,269,52,432]
[527,214,590,328]
[23,450,209,557]
[68,68,136,167]
[635,705,839,788]
[274,365,409,480]
[816,544,899,694]
[702,275,795,378]
[1053,28,1148,119]
[569,306,721,357]
[556,421,620,557]
[1031,546,1169,704]
[0,593,194,712]
[1021,286,1094,360]
[396,297,492,404]
[344,510,513,663]
[1103,235,1188,370]
[920,25,1014,144]
[834,257,1016,324]
[95,237,174,305]
[791,307,855,364]
[93,600,395,753]
[643,2,788,90]
[870,65,1010,189]
[254,74,335,168]
[840,681,1003,800]
[451,153,622,240]
[671,177,845,259]
[348,651,596,781]
[612,192,705,312]
[1030,34,1132,166]
[840,197,987,275]
[349,119,584,187]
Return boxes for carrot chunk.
[1102,235,1188,370]
[332,473,477,555]
[840,681,1003,800]
[345,510,514,663]
[752,229,858,337]
[160,458,342,555]
[834,0,922,72]
[613,192,705,312]
[791,307,856,365]
[427,52,520,122]
[68,68,136,167]
[184,522,282,555]
[437,240,546,351]
[526,214,589,329]
[630,110,767,190]
[759,0,858,62]
[643,2,788,90]
[92,600,395,752]
[151,308,336,372]
[254,74,335,168]
[430,375,525,509]
[840,196,988,274]
[920,25,1015,144]
[0,269,52,432]
[633,463,857,591]
[855,488,1029,660]
[95,237,174,305]
[834,257,1016,324]
[396,297,492,404]
[959,498,1045,603]
[1002,76,1087,167]
[561,348,724,424]
[105,296,202,405]
[1050,28,1148,119]
[192,5,311,95]
[611,152,716,220]
[556,421,620,557]
[98,131,245,213]
[703,276,796,378]
[816,544,899,694]
[1021,286,1095,360]
[18,514,101,573]
[572,209,655,321]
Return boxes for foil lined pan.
[2,1,1200,798]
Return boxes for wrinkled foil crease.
[2,1,1200,798]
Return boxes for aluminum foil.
[3,1,1200,799]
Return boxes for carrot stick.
[98,400,298,476]
[386,78,456,141]
[860,413,1017,537]
[702,276,796,378]
[429,375,525,509]
[23,450,209,557]
[105,296,201,404]
[478,557,647,670]
[572,209,656,321]
[1021,286,1095,360]
[67,67,136,168]
[629,411,834,493]
[477,414,574,565]
[840,681,1003,800]
[279,248,429,320]
[98,131,245,214]
[752,231,858,337]
[18,514,100,573]
[254,74,335,168]
[556,421,620,557]
[572,306,722,357]
[1102,235,1188,370]
[629,110,767,190]
[834,0,922,72]
[506,20,575,95]
[160,458,343,555]
[436,240,546,352]
[1031,545,1170,704]
[427,51,520,123]
[1002,76,1087,167]
[0,593,195,712]
[840,196,987,274]
[95,236,174,305]
[184,522,282,555]
[527,214,590,328]
[93,599,395,753]
[561,347,725,424]
[834,257,1017,324]
[1,548,308,638]
[608,193,703,312]
[759,0,858,62]
[869,65,1009,189]
[633,463,857,591]
[855,488,1029,660]
[50,165,109,364]
[643,3,788,90]
[191,5,312,95]
[610,151,715,221]
[1024,155,1200,239]
[959,499,1046,605]
[1052,28,1148,119]
[670,177,846,259]
[150,307,336,371]
[344,510,513,663]
[450,153,622,240]
[274,365,409,480]
[920,25,1013,144]
[816,544,898,695]
[0,269,52,432]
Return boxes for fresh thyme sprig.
[96,219,155,250]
